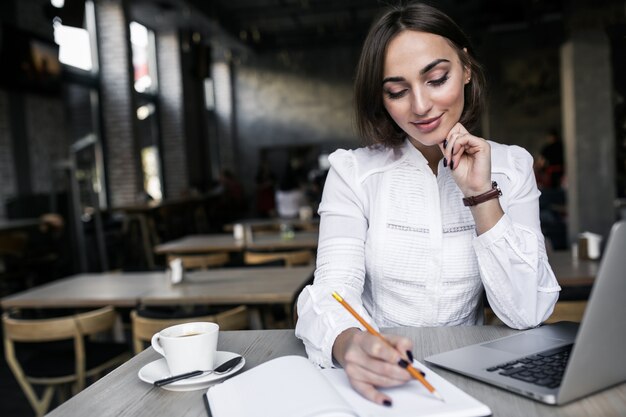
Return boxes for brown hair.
[354,2,486,147]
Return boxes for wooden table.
[224,217,319,231]
[246,231,318,251]
[0,272,166,309]
[154,231,319,255]
[141,266,315,306]
[153,234,245,255]
[548,251,599,287]
[45,326,625,417]
[0,266,315,311]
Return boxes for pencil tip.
[434,392,445,402]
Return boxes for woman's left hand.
[439,123,492,196]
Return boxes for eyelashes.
[429,73,449,86]
[384,72,450,100]
[386,90,408,99]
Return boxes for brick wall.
[0,91,16,218]
[234,45,361,194]
[0,0,68,215]
[15,0,53,39]
[25,94,67,193]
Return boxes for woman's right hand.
[332,328,414,406]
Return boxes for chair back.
[0,232,28,257]
[243,250,313,267]
[130,305,248,354]
[2,306,117,343]
[2,306,127,417]
[166,253,230,270]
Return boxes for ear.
[462,48,471,85]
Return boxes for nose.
[411,87,432,116]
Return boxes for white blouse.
[295,139,561,368]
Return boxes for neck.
[409,138,443,175]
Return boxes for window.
[131,21,163,200]
[52,0,98,73]
[130,22,158,93]
[136,101,163,201]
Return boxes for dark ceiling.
[129,0,625,52]
[185,0,567,50]
[188,0,385,50]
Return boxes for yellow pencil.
[332,291,445,402]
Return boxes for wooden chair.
[243,250,314,267]
[485,301,588,326]
[544,300,587,323]
[130,305,249,354]
[166,252,230,270]
[2,306,131,417]
[0,231,28,257]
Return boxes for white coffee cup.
[151,322,219,374]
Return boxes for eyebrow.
[382,58,451,85]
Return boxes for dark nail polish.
[443,139,448,149]
[443,157,447,168]
[406,350,414,363]
[398,359,409,369]
[420,370,426,377]
[383,399,392,407]
[450,160,454,170]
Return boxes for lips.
[411,114,443,134]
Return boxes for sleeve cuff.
[473,213,512,249]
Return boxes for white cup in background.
[233,223,245,241]
[577,232,602,260]
[151,322,219,374]
[299,206,313,221]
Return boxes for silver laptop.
[425,220,626,405]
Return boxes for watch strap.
[462,181,502,207]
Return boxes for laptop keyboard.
[486,344,573,389]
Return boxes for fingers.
[339,331,414,407]
[445,126,471,170]
[346,332,410,378]
[343,357,410,387]
[351,379,393,407]
[384,333,414,363]
[443,123,487,171]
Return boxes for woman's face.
[382,30,470,148]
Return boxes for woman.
[295,2,560,407]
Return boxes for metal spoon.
[154,356,243,387]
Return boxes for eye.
[428,72,449,87]
[385,89,408,100]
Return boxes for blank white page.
[320,361,491,417]
[206,356,356,417]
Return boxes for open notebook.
[204,355,490,417]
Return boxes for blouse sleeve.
[294,151,375,368]
[474,145,561,329]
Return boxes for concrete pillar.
[157,31,189,198]
[96,0,141,207]
[212,52,237,173]
[560,30,616,240]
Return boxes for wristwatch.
[462,181,502,207]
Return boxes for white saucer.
[138,351,245,392]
